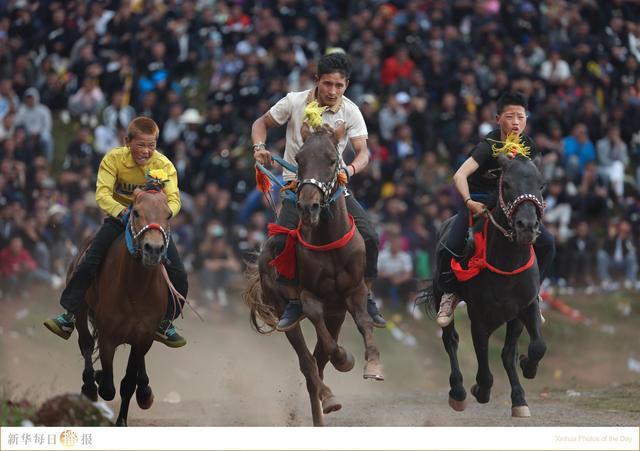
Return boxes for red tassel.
[267,224,297,279]
[256,166,272,193]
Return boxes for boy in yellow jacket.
[44,117,188,347]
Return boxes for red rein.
[267,215,357,279]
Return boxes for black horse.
[427,154,547,417]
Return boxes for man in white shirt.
[251,52,386,331]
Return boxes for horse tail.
[243,261,278,334]
[415,280,437,320]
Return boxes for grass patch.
[574,383,640,413]
[0,385,36,426]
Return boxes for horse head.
[295,122,346,227]
[130,188,172,268]
[497,154,545,245]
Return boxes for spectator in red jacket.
[0,235,37,299]
[381,47,415,88]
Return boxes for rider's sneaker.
[43,312,76,340]
[154,320,187,348]
[276,300,306,332]
[436,292,460,327]
[367,298,387,328]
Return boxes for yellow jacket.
[95,146,181,218]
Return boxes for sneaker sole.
[153,334,187,348]
[43,320,72,340]
[373,321,387,329]
[276,315,307,332]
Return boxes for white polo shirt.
[269,88,368,181]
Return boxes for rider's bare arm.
[251,112,280,165]
[348,136,370,177]
[453,157,484,216]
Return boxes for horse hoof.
[99,386,115,401]
[519,355,537,379]
[363,361,384,381]
[136,389,154,410]
[448,396,467,412]
[81,385,98,402]
[471,384,490,404]
[322,396,342,414]
[512,405,531,417]
[332,350,355,373]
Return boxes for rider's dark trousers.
[274,192,379,286]
[60,216,188,321]
[439,196,555,293]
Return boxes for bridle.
[489,170,545,241]
[296,143,342,208]
[128,190,170,258]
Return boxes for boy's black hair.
[317,52,351,80]
[496,92,528,114]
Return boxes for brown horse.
[74,188,172,426]
[245,125,383,426]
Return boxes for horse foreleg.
[345,283,383,381]
[135,356,154,410]
[502,318,530,417]
[442,322,467,411]
[302,292,353,374]
[518,301,547,379]
[116,347,140,426]
[285,326,338,426]
[76,308,97,401]
[96,339,116,401]
[469,319,493,404]
[313,312,347,379]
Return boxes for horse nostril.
[311,203,320,212]
[143,242,153,253]
[159,244,165,254]
[515,220,525,230]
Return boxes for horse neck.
[485,210,532,271]
[299,195,350,244]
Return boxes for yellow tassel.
[304,100,327,129]
[489,133,531,159]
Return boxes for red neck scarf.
[452,219,535,282]
[267,215,356,279]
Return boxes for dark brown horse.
[245,125,383,426]
[74,188,172,426]
[426,154,547,417]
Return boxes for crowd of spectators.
[1,0,640,316]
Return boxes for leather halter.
[296,143,341,208]
[493,171,545,241]
[128,191,170,258]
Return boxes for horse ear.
[300,123,311,142]
[497,153,512,169]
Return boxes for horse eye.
[133,210,140,218]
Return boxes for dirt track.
[1,289,639,426]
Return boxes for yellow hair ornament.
[303,100,327,129]
[489,133,531,159]
[148,169,169,181]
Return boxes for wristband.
[464,197,472,205]
[252,142,266,151]
[349,164,356,176]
